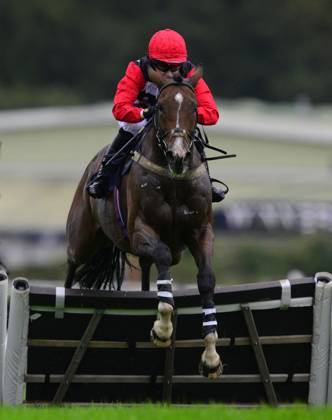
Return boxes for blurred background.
[0,0,331,288]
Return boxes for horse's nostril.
[174,156,184,173]
[166,150,173,160]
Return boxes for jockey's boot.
[211,183,226,203]
[194,139,226,203]
[86,129,133,199]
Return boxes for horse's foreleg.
[187,224,222,379]
[132,221,173,347]
[200,330,222,379]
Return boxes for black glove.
[142,106,155,120]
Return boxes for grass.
[1,122,331,168]
[1,405,332,420]
[0,124,118,164]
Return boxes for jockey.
[87,28,224,202]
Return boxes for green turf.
[1,405,332,420]
[1,123,331,230]
[1,123,331,167]
[1,125,118,164]
[2,123,331,201]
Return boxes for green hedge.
[11,233,332,286]
[0,85,84,109]
[218,233,332,283]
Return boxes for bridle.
[153,81,197,158]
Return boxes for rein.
[158,80,195,95]
[195,126,237,161]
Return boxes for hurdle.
[2,272,332,405]
[0,267,8,403]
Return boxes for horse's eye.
[156,104,164,113]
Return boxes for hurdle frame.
[2,272,332,405]
[0,267,8,404]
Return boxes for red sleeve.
[187,68,219,125]
[112,61,146,123]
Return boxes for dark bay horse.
[65,66,222,378]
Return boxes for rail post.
[0,268,8,403]
[3,278,30,405]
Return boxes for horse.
[65,66,222,379]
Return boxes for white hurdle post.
[309,272,332,406]
[3,278,30,405]
[0,268,8,404]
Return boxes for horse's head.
[148,66,203,175]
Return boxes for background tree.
[0,0,331,108]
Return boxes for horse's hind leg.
[64,260,78,289]
[139,257,152,291]
[187,224,222,379]
[65,167,100,288]
[132,220,173,347]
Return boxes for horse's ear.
[185,65,203,88]
[147,65,171,88]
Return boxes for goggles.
[151,60,183,73]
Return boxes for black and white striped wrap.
[156,278,174,307]
[202,307,218,337]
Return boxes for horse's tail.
[75,243,127,290]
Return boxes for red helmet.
[147,29,187,63]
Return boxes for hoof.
[150,328,171,348]
[199,358,223,379]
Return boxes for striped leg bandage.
[202,307,218,337]
[157,279,174,307]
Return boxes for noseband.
[153,82,197,157]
